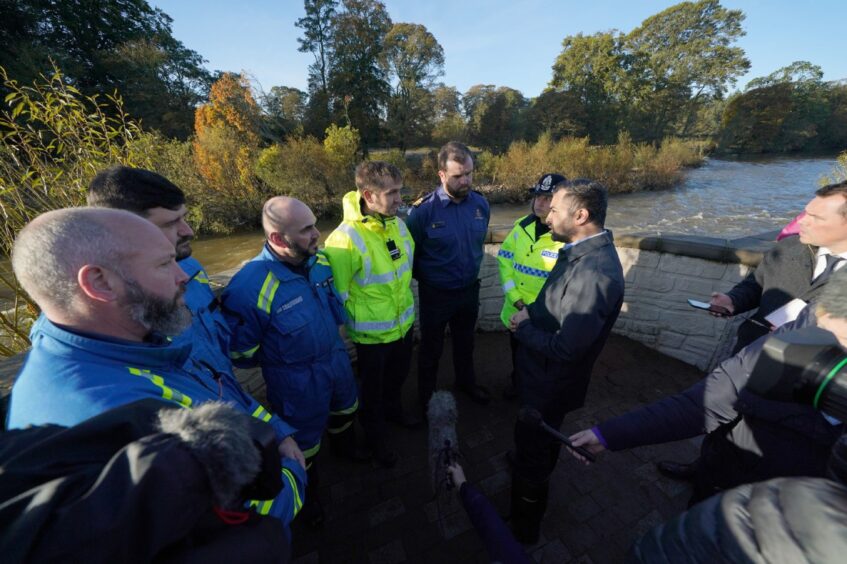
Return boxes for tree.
[262,85,307,140]
[747,61,824,90]
[296,0,338,138]
[549,31,628,144]
[718,61,833,154]
[0,0,212,139]
[464,85,527,153]
[626,0,749,138]
[327,0,392,148]
[194,73,262,191]
[523,89,589,141]
[431,84,466,144]
[382,23,445,151]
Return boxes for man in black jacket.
[626,275,847,563]
[568,269,847,505]
[711,180,847,353]
[659,181,847,481]
[507,178,625,544]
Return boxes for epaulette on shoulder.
[410,194,428,207]
[518,214,535,229]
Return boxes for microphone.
[518,407,596,463]
[427,391,460,494]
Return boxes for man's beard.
[122,277,191,336]
[444,182,470,200]
[551,225,576,243]
[175,236,193,260]
[285,236,317,262]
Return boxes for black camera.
[748,326,847,421]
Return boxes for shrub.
[473,133,704,200]
[0,64,153,353]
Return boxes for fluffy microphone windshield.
[427,391,460,495]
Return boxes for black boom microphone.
[518,407,596,463]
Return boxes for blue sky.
[151,0,846,98]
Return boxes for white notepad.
[764,298,807,328]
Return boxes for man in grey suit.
[507,178,625,544]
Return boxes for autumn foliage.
[193,73,262,192]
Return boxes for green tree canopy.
[0,0,212,139]
[327,0,392,148]
[382,22,445,151]
[296,0,338,137]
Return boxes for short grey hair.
[11,208,133,311]
[818,268,847,319]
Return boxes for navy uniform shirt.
[406,185,490,290]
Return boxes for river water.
[191,156,838,275]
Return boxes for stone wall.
[477,227,777,372]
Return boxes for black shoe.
[374,448,398,469]
[300,497,325,529]
[656,460,696,481]
[458,384,491,406]
[505,449,516,469]
[341,446,374,464]
[385,412,424,429]
[502,383,519,400]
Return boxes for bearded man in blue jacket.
[7,208,306,538]
[84,166,303,465]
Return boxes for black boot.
[509,474,549,545]
[328,423,372,463]
[300,459,324,528]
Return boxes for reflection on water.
[176,156,842,275]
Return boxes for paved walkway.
[286,331,704,563]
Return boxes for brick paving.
[287,331,704,564]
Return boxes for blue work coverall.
[221,246,359,460]
[7,318,306,534]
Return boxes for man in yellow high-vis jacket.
[323,161,417,468]
[497,173,565,398]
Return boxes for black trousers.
[509,332,520,387]
[513,398,570,485]
[356,329,413,451]
[416,280,480,410]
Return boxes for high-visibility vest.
[497,214,561,327]
[323,191,415,344]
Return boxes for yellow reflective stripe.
[127,367,192,407]
[251,405,273,423]
[257,272,280,314]
[194,270,210,284]
[230,343,260,360]
[249,499,274,515]
[282,468,303,516]
[327,420,352,435]
[316,254,330,266]
[302,442,321,458]
[330,398,359,416]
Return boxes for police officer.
[221,196,361,527]
[497,173,565,399]
[8,208,307,538]
[323,162,417,468]
[406,141,491,409]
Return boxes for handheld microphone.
[518,407,596,463]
